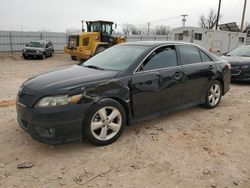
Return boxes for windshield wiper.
[84,65,104,70]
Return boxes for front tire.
[41,53,46,60]
[204,80,222,109]
[82,99,126,146]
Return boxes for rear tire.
[82,99,126,146]
[204,80,222,109]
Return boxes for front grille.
[243,70,250,77]
[18,93,37,107]
[231,69,241,76]
[26,49,36,53]
[68,35,79,49]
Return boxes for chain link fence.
[0,30,67,54]
[0,30,248,54]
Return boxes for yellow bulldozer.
[64,20,127,61]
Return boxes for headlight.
[36,50,40,53]
[241,65,249,69]
[23,49,26,52]
[35,94,83,108]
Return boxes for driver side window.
[138,45,178,72]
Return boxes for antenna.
[181,14,188,27]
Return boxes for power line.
[115,15,180,26]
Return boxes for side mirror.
[26,44,28,47]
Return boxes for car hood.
[221,56,250,65]
[24,46,44,51]
[23,65,119,94]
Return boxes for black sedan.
[222,45,250,81]
[16,41,231,146]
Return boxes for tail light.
[225,63,231,70]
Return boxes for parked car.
[23,40,54,60]
[222,45,250,81]
[16,41,231,146]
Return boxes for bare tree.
[122,24,142,35]
[154,25,170,35]
[199,9,220,29]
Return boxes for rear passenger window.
[141,46,177,71]
[200,50,213,62]
[178,45,202,65]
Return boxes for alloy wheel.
[208,83,221,106]
[90,106,122,141]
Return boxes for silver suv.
[23,40,54,60]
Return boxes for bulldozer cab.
[86,21,115,43]
[64,20,126,61]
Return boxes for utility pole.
[215,0,222,30]
[181,15,188,27]
[147,22,150,35]
[241,0,248,31]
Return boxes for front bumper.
[231,68,250,81]
[16,101,88,144]
[64,47,91,60]
[23,52,43,58]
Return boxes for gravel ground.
[0,54,250,188]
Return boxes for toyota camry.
[16,41,231,146]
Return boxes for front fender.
[79,77,132,123]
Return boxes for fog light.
[241,65,249,69]
[48,128,55,135]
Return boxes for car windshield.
[28,42,45,48]
[83,45,149,71]
[226,46,250,57]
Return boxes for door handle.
[209,65,214,70]
[173,71,183,80]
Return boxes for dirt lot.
[0,54,250,188]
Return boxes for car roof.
[30,40,51,43]
[120,41,200,48]
[120,41,220,62]
[236,45,250,49]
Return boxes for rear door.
[131,45,183,117]
[177,45,215,104]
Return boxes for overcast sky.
[0,0,249,32]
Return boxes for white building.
[172,26,247,56]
